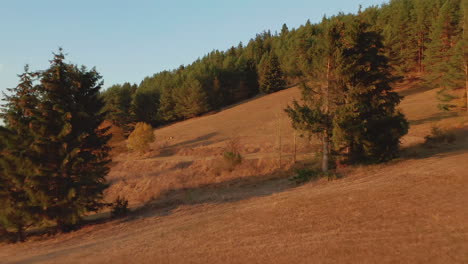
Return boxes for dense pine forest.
[102,0,467,129]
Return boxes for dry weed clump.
[214,137,243,173]
[110,196,129,218]
[424,126,456,146]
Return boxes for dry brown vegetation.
[1,78,467,263]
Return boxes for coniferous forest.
[0,0,467,242]
[102,0,466,129]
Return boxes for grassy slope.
[1,79,467,263]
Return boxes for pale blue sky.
[0,0,387,95]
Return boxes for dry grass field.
[1,78,467,263]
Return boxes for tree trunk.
[322,131,329,172]
[418,33,423,73]
[465,61,467,112]
[15,226,25,243]
[322,58,331,173]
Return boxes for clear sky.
[0,0,388,95]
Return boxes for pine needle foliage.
[0,50,111,235]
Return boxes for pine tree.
[158,87,177,122]
[259,53,286,94]
[285,17,346,172]
[0,127,39,242]
[286,17,408,168]
[173,78,210,119]
[464,0,468,111]
[1,51,111,232]
[0,67,41,241]
[424,0,462,110]
[413,0,435,72]
[101,83,135,131]
[333,19,409,163]
[131,89,159,126]
[380,0,417,74]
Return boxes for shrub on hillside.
[424,126,456,146]
[214,138,243,173]
[289,168,340,185]
[223,151,242,168]
[111,196,129,218]
[127,122,155,153]
[223,137,243,170]
[289,168,321,184]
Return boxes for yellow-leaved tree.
[127,122,155,153]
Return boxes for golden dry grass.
[1,78,467,263]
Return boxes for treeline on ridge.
[102,0,467,131]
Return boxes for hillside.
[1,79,467,263]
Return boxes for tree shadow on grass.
[15,160,310,244]
[150,132,221,158]
[409,111,459,126]
[396,77,432,97]
[401,126,468,160]
[125,168,299,222]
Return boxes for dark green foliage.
[423,0,463,110]
[132,90,159,125]
[173,78,210,119]
[289,168,340,185]
[333,20,409,163]
[286,17,409,166]
[0,127,39,242]
[289,168,322,184]
[110,196,129,218]
[259,53,286,93]
[101,83,135,127]
[0,68,42,241]
[0,50,111,235]
[223,151,242,167]
[100,0,465,129]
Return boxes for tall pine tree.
[1,51,111,232]
[258,53,286,94]
[286,17,408,169]
[0,68,41,241]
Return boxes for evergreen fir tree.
[0,127,39,242]
[424,0,462,110]
[1,51,111,232]
[286,17,346,172]
[333,19,409,162]
[158,87,177,122]
[0,68,41,241]
[259,53,286,94]
[131,90,159,126]
[101,83,135,132]
[286,17,408,168]
[173,78,210,119]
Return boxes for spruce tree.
[173,78,210,119]
[259,53,286,94]
[131,89,159,126]
[37,51,110,231]
[333,20,409,162]
[286,17,408,168]
[158,87,177,122]
[1,51,111,232]
[286,17,345,172]
[101,83,135,133]
[0,68,41,241]
[424,0,462,110]
[0,127,39,242]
